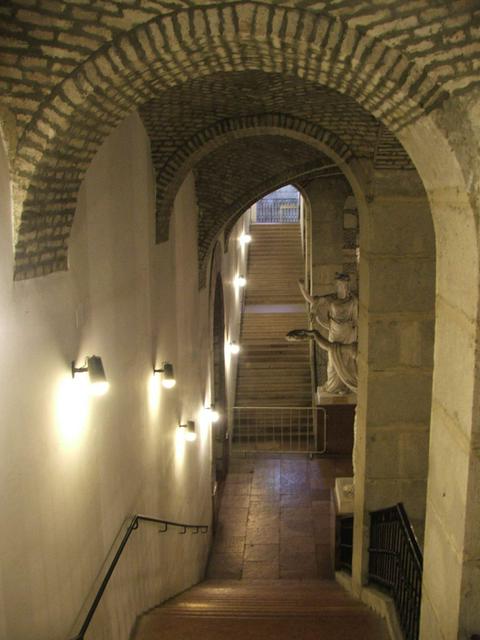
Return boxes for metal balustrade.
[232,406,326,454]
[337,515,354,572]
[368,503,422,640]
[255,198,300,223]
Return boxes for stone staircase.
[244,223,305,306]
[234,222,313,448]
[236,311,311,407]
[134,579,390,639]
[133,458,389,639]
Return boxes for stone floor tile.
[221,494,250,509]
[229,458,256,471]
[245,543,279,562]
[280,506,313,522]
[280,536,315,555]
[247,520,280,538]
[280,482,310,495]
[243,560,279,579]
[213,535,246,553]
[309,459,336,479]
[310,488,331,501]
[248,502,280,516]
[210,455,352,580]
[280,518,314,538]
[316,543,334,579]
[216,519,247,537]
[311,501,331,516]
[250,491,279,502]
[246,527,280,545]
[225,472,253,484]
[219,507,249,524]
[280,493,311,507]
[251,483,280,495]
[207,552,244,579]
[281,459,307,472]
[222,483,251,496]
[280,551,318,578]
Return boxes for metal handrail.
[368,503,422,640]
[70,514,208,640]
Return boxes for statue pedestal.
[334,477,354,514]
[317,388,356,455]
[316,387,357,405]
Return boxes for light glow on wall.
[175,422,187,467]
[56,375,90,449]
[148,373,161,418]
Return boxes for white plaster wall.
[0,112,239,639]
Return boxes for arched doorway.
[212,273,229,485]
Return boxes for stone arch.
[12,2,448,279]
[208,244,229,483]
[199,160,339,287]
[155,114,353,243]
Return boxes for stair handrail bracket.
[368,502,423,640]
[70,514,208,640]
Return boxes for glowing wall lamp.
[228,341,240,355]
[153,362,176,389]
[203,406,220,423]
[239,233,252,245]
[71,355,109,396]
[234,275,247,288]
[179,420,197,442]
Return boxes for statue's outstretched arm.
[298,279,332,308]
[286,329,331,352]
[298,279,316,306]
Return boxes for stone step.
[134,579,390,640]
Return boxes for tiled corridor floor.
[208,455,353,580]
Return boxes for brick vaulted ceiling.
[193,134,334,284]
[138,70,412,251]
[1,1,479,279]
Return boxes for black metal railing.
[70,514,208,640]
[369,503,422,640]
[255,198,299,223]
[337,515,354,572]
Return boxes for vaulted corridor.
[1,3,480,640]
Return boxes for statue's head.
[334,272,350,298]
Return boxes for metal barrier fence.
[232,406,326,454]
[255,199,299,223]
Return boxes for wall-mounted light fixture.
[239,233,252,245]
[228,341,240,355]
[71,356,109,396]
[179,420,197,442]
[203,406,220,423]
[234,275,247,288]
[153,362,176,389]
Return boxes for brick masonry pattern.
[193,134,331,286]
[1,1,478,279]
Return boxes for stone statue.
[286,329,357,394]
[298,273,358,394]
